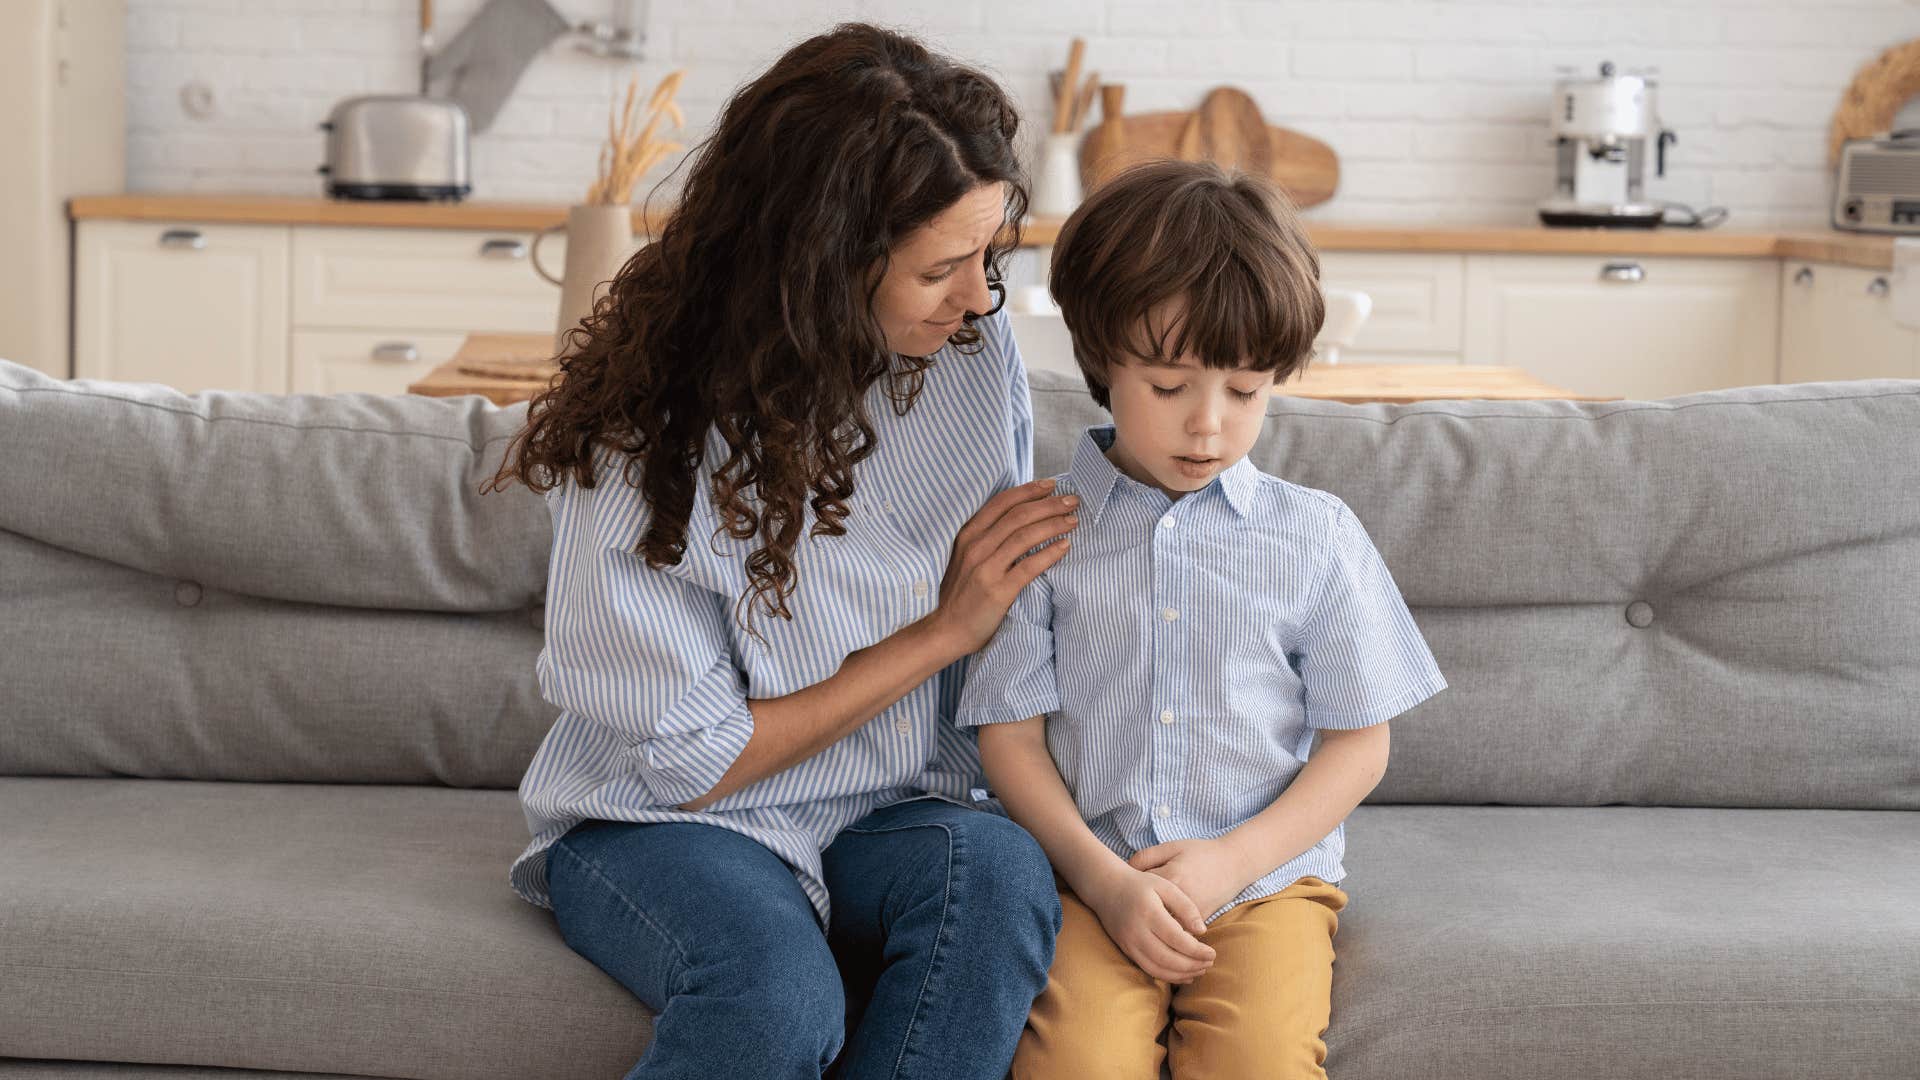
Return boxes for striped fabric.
[957,425,1446,921]
[509,310,1033,924]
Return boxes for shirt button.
[1160,516,1176,529]
[883,501,895,513]
[912,580,929,598]
[894,718,911,735]
[1154,804,1171,819]
[1162,607,1179,622]
[1159,710,1175,725]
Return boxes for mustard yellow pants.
[1012,876,1349,1080]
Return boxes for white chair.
[1313,287,1373,366]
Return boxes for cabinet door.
[74,221,289,393]
[292,226,591,334]
[1318,252,1465,364]
[1463,254,1779,400]
[1779,262,1920,383]
[289,329,471,396]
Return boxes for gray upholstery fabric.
[0,362,556,786]
[4,357,1918,1079]
[1330,804,1920,1080]
[1031,370,1920,810]
[5,780,1913,1080]
[0,778,648,1080]
[0,1066,376,1079]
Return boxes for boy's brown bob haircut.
[1048,160,1324,409]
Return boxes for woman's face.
[872,181,1007,358]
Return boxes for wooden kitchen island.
[409,333,1611,407]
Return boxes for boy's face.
[1103,351,1275,500]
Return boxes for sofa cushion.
[0,778,647,1080]
[1330,803,1920,1080]
[1029,371,1920,810]
[0,361,556,786]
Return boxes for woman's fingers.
[954,478,1054,551]
[972,486,1075,548]
[985,513,1077,576]
[1006,532,1071,589]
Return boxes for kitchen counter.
[68,193,1897,270]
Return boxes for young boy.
[956,160,1447,1079]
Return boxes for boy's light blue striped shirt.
[956,425,1447,921]
[509,310,1032,925]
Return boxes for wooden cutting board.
[1080,85,1339,207]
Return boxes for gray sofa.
[2,356,1916,1080]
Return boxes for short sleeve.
[1296,500,1447,730]
[955,569,1060,727]
[538,483,755,807]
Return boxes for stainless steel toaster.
[318,95,471,201]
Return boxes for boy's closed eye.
[1148,381,1263,402]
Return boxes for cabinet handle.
[480,238,528,260]
[1867,276,1889,298]
[159,229,207,251]
[370,342,420,364]
[1599,261,1645,283]
[1792,267,1813,287]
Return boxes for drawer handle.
[371,342,420,364]
[159,229,206,251]
[1792,267,1813,287]
[1599,262,1645,283]
[480,238,528,260]
[1867,276,1889,298]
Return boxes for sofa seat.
[1333,804,1920,1079]
[0,778,648,1080]
[6,779,1916,1080]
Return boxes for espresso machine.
[1539,61,1679,228]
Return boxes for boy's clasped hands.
[1080,833,1264,984]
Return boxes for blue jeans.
[546,798,1062,1080]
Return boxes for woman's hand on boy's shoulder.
[1079,863,1217,985]
[1127,838,1258,927]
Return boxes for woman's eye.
[921,267,957,284]
[1151,385,1183,398]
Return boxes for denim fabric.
[547,798,1060,1080]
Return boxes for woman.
[490,23,1077,1080]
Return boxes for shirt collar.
[1065,425,1261,525]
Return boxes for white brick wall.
[126,0,1920,229]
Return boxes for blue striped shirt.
[956,425,1446,921]
[510,310,1032,924]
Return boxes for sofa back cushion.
[1028,370,1920,810]
[0,361,555,787]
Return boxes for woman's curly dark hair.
[487,23,1028,629]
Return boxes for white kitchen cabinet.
[1463,254,1780,400]
[290,329,471,396]
[1778,261,1920,383]
[74,220,289,393]
[1318,252,1465,364]
[291,226,572,334]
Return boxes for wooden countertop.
[413,332,1614,407]
[68,193,1897,270]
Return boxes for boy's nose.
[1188,403,1223,436]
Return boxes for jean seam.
[842,816,960,1080]
[550,837,692,995]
